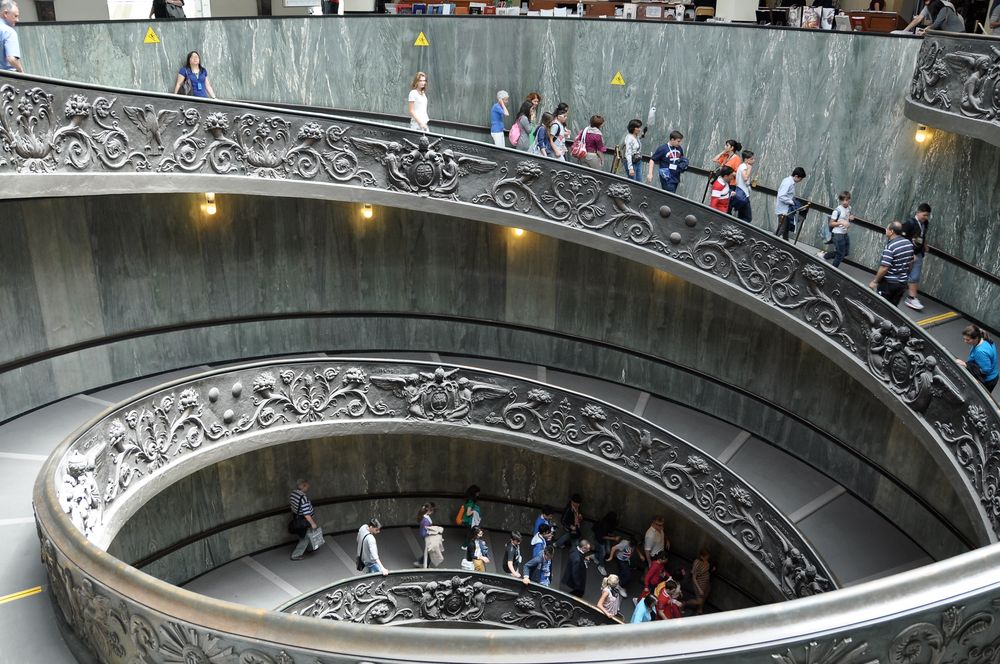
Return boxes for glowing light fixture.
[512,228,525,237]
[362,203,374,220]
[205,192,217,215]
[914,125,929,144]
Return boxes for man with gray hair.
[1,0,23,73]
[490,90,510,147]
[288,479,318,561]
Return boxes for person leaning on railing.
[917,0,965,35]
[957,325,999,393]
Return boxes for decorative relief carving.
[0,85,149,173]
[483,386,831,598]
[40,533,330,664]
[287,572,610,628]
[671,226,855,351]
[910,38,1000,121]
[772,638,877,664]
[53,361,831,600]
[351,133,496,197]
[370,366,510,422]
[848,298,965,414]
[935,405,1000,525]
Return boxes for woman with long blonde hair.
[407,71,429,131]
[597,574,623,620]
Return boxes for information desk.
[847,10,908,31]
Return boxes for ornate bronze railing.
[906,31,1000,148]
[279,570,619,628]
[43,359,828,600]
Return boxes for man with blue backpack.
[648,130,689,193]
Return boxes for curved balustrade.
[280,570,619,628]
[4,71,996,546]
[905,31,1000,149]
[39,359,828,600]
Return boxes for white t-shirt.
[408,89,428,128]
[735,162,752,196]
[831,205,851,235]
[644,526,664,557]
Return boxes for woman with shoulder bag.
[622,118,643,182]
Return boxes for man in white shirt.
[643,516,667,562]
[357,518,389,576]
[775,166,806,240]
[0,0,23,73]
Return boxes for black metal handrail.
[249,99,998,291]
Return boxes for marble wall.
[108,433,774,609]
[0,193,976,554]
[15,17,1000,327]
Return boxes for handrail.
[45,358,830,599]
[256,98,1000,292]
[278,569,620,628]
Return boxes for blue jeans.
[615,557,632,588]
[291,535,310,559]
[908,253,923,284]
[365,562,382,574]
[627,159,643,182]
[658,167,679,192]
[824,233,850,267]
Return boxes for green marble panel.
[15,17,999,325]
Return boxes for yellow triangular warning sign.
[144,27,160,44]
[610,71,625,86]
[414,32,429,47]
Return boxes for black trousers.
[877,280,907,306]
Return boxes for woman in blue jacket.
[958,325,998,392]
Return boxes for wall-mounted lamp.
[914,125,929,144]
[512,228,525,237]
[205,192,217,215]
[361,203,374,220]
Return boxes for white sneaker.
[905,297,925,311]
[597,565,607,576]
[815,250,826,259]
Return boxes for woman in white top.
[733,149,754,223]
[597,574,623,620]
[550,104,569,161]
[622,119,643,182]
[407,71,429,131]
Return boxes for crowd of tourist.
[287,483,719,623]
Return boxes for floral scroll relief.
[0,85,149,173]
[157,109,376,185]
[484,388,831,599]
[671,226,855,351]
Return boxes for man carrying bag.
[288,479,321,560]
